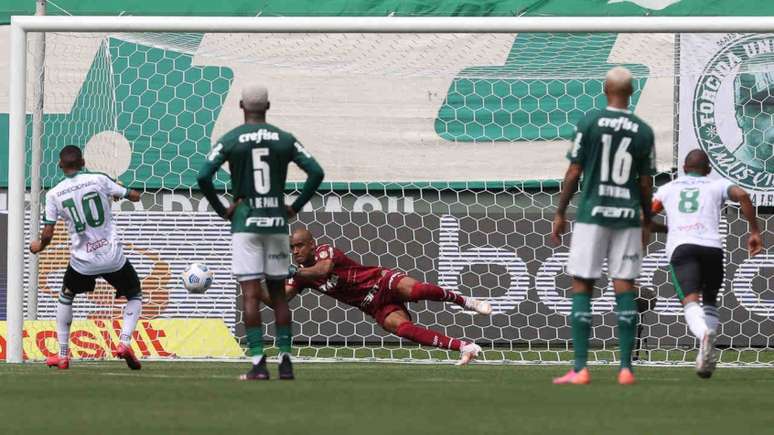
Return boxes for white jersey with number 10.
[44,172,128,275]
[653,174,734,258]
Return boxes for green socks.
[616,292,638,370]
[277,324,292,354]
[571,293,592,372]
[246,326,264,357]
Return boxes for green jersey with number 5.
[567,107,656,229]
[197,123,324,234]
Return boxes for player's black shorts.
[669,244,723,303]
[62,260,142,299]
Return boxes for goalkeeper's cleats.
[455,343,482,366]
[617,368,636,385]
[278,353,295,380]
[46,355,69,370]
[696,330,717,379]
[552,368,590,385]
[464,298,493,316]
[240,356,270,381]
[116,343,142,370]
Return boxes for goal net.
[7,17,773,366]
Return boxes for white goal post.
[7,16,774,364]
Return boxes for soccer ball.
[182,263,214,294]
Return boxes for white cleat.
[464,297,493,315]
[456,343,482,366]
[696,330,717,379]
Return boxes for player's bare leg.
[48,289,74,370]
[239,279,269,381]
[382,311,481,365]
[267,278,294,380]
[394,276,492,315]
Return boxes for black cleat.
[239,357,270,381]
[278,353,294,380]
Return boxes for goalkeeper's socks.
[571,293,591,372]
[395,322,463,351]
[246,326,264,364]
[410,282,465,306]
[56,295,74,358]
[277,324,292,354]
[703,305,719,333]
[616,292,638,370]
[119,297,142,345]
[683,301,708,340]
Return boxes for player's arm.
[638,131,657,247]
[552,123,586,245]
[30,224,55,254]
[649,201,668,233]
[288,139,324,218]
[551,163,583,245]
[102,175,140,202]
[291,259,334,281]
[31,191,58,254]
[197,142,231,219]
[728,185,762,256]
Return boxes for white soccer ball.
[182,263,214,294]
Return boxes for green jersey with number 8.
[198,123,324,234]
[567,107,656,229]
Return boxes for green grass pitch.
[1,362,772,435]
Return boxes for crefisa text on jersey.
[238,129,280,143]
[597,116,640,133]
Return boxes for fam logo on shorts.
[692,34,774,193]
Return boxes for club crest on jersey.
[692,34,774,201]
[318,250,329,259]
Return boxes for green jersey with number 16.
[197,123,324,234]
[567,107,656,229]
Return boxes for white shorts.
[567,222,642,280]
[232,233,290,282]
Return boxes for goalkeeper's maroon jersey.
[288,244,389,309]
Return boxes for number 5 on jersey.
[252,148,271,194]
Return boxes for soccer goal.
[6,16,774,365]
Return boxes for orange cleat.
[46,355,70,370]
[553,367,590,385]
[618,368,636,385]
[116,343,142,370]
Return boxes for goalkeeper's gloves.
[288,264,298,278]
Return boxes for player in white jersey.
[652,149,762,378]
[29,145,144,370]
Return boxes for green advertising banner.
[5,0,774,23]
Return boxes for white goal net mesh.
[17,30,773,365]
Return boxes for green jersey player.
[197,84,324,380]
[551,67,656,385]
